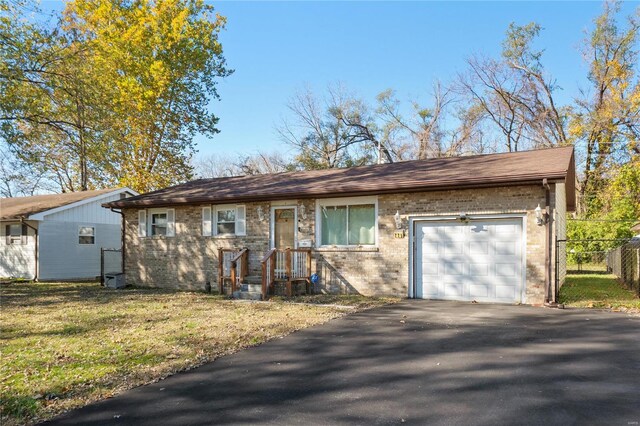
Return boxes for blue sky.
[204,1,637,159]
[40,1,639,159]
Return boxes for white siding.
[38,221,121,280]
[0,221,37,279]
[42,193,125,225]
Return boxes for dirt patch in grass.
[559,273,640,314]
[0,282,393,425]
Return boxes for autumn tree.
[1,0,231,193]
[569,0,640,215]
[62,0,232,192]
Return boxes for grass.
[0,282,396,425]
[559,273,640,313]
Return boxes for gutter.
[20,217,38,281]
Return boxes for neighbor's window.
[216,208,236,235]
[78,226,95,244]
[8,224,23,245]
[320,202,375,246]
[150,212,167,236]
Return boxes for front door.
[272,207,297,277]
[274,208,296,249]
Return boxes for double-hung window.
[6,224,25,245]
[78,226,95,244]
[216,207,236,235]
[138,209,175,237]
[318,197,377,246]
[150,212,168,236]
[202,205,246,236]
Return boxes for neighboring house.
[1,188,137,280]
[104,147,576,305]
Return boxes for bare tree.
[277,85,377,169]
[456,55,530,152]
[192,151,293,178]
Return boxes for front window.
[9,224,22,245]
[320,203,375,246]
[217,208,236,235]
[78,226,95,244]
[151,213,167,236]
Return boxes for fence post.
[100,247,104,285]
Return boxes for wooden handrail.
[260,248,277,263]
[230,247,248,263]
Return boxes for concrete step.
[232,290,262,300]
[243,275,262,284]
[240,283,262,293]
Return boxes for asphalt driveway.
[48,301,640,425]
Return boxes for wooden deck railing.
[218,248,248,294]
[261,248,312,299]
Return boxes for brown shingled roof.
[105,146,576,211]
[1,188,123,220]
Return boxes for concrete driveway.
[48,301,640,425]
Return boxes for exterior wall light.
[257,206,265,222]
[535,204,548,226]
[299,204,307,220]
[394,210,403,230]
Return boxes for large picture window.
[318,198,376,246]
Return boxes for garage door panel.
[469,284,489,298]
[443,283,464,297]
[416,218,524,303]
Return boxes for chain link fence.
[556,238,639,297]
[606,240,640,297]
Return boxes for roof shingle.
[1,188,123,220]
[105,146,576,211]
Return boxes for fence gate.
[556,238,639,297]
[100,247,123,285]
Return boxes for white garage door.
[415,218,524,303]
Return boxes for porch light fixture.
[535,204,547,226]
[257,206,265,222]
[394,211,403,230]
[299,204,307,220]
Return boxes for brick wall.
[123,184,557,304]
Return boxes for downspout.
[20,217,38,281]
[110,208,125,275]
[542,178,555,306]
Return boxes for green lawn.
[0,282,396,425]
[559,273,640,313]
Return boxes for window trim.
[210,204,246,237]
[78,225,96,245]
[146,208,176,237]
[8,224,23,245]
[214,204,236,236]
[315,196,378,248]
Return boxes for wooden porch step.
[243,275,262,284]
[240,283,262,293]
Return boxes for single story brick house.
[1,188,137,280]
[104,146,576,305]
